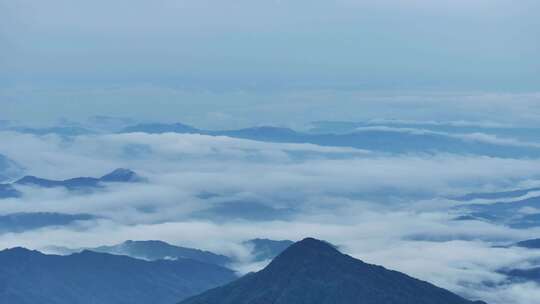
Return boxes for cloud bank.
[1,131,540,302]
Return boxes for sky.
[1,0,540,127]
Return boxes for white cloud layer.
[1,131,540,303]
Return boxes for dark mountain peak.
[293,237,335,251]
[100,168,141,182]
[269,237,339,264]
[180,238,483,304]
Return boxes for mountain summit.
[180,238,486,304]
[100,168,143,183]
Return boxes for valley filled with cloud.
[1,124,540,303]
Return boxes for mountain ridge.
[66,240,232,266]
[119,122,540,158]
[15,168,143,189]
[180,237,486,304]
[0,246,236,304]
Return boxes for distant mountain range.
[0,238,495,303]
[502,266,540,284]
[5,121,540,157]
[117,122,540,158]
[180,238,486,304]
[0,169,143,233]
[15,168,143,189]
[48,239,295,266]
[0,168,143,199]
[8,126,96,136]
[455,195,540,229]
[308,121,540,142]
[50,240,232,267]
[498,238,540,284]
[451,185,540,229]
[0,247,236,304]
[122,123,199,134]
[7,119,540,143]
[0,116,135,135]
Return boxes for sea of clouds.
[0,130,540,303]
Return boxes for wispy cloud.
[354,126,540,148]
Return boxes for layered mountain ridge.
[0,168,143,199]
[0,247,235,304]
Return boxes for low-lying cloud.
[1,131,540,303]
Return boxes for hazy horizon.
[2,0,539,128]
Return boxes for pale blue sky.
[1,0,539,126]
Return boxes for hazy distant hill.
[15,168,143,189]
[57,240,232,267]
[515,238,540,249]
[500,238,540,283]
[180,238,485,304]
[121,123,199,134]
[0,183,20,199]
[119,122,540,158]
[457,196,540,228]
[9,126,95,136]
[0,247,236,304]
[502,267,540,284]
[0,168,143,199]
